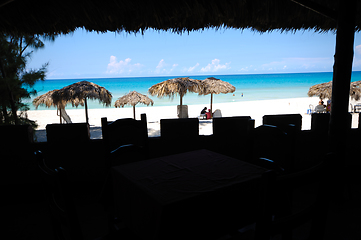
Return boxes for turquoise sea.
[27,71,361,110]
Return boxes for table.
[111,149,267,240]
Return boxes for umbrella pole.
[179,95,183,118]
[210,93,213,118]
[84,98,89,124]
[133,105,136,119]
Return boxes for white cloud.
[155,59,179,74]
[170,64,178,72]
[200,59,230,73]
[156,59,166,70]
[187,63,199,72]
[106,56,143,74]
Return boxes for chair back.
[160,118,199,155]
[311,113,330,134]
[263,114,302,133]
[1,124,35,184]
[213,116,252,137]
[101,113,148,163]
[254,153,335,240]
[252,125,295,172]
[213,109,222,118]
[160,118,199,139]
[36,151,83,240]
[212,116,254,160]
[46,123,90,144]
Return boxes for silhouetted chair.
[1,124,35,183]
[252,125,295,172]
[253,153,334,240]
[44,123,103,182]
[160,118,199,155]
[35,150,140,240]
[101,113,148,165]
[311,113,330,135]
[263,114,302,133]
[46,122,90,144]
[212,116,254,160]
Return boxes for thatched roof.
[52,81,112,107]
[1,0,360,35]
[308,81,361,100]
[32,90,62,109]
[32,89,83,109]
[200,77,236,95]
[148,77,203,99]
[114,91,154,107]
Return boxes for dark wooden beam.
[290,0,337,21]
[329,0,357,153]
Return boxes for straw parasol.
[52,81,112,124]
[32,89,75,123]
[308,81,361,101]
[198,77,236,117]
[114,91,154,119]
[148,77,203,117]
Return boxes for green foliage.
[0,34,53,126]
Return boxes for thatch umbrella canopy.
[52,81,112,124]
[114,91,154,119]
[32,89,76,123]
[308,81,361,101]
[32,90,63,109]
[148,77,203,117]
[198,77,236,117]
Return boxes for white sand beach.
[27,97,360,141]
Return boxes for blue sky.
[26,28,361,79]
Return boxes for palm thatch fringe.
[1,0,360,35]
[308,80,361,101]
[52,81,112,124]
[115,91,154,119]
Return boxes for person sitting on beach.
[319,100,326,107]
[201,107,207,115]
[205,109,212,119]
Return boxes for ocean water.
[26,71,361,110]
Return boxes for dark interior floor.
[2,178,361,240]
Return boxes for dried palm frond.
[32,90,61,109]
[52,81,112,124]
[53,81,112,107]
[148,77,203,100]
[115,91,154,119]
[308,81,361,100]
[201,77,236,95]
[114,91,153,107]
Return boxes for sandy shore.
[27,97,360,141]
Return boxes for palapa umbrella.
[308,81,361,101]
[52,81,112,124]
[32,89,75,123]
[198,77,236,117]
[148,77,203,118]
[114,91,154,119]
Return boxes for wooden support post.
[329,1,357,153]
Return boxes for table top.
[112,149,267,205]
[111,149,267,239]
